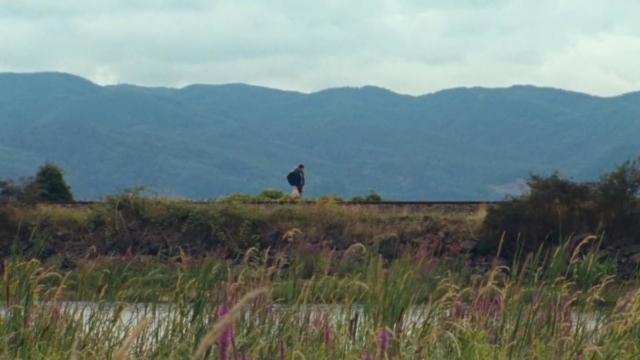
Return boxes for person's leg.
[291,186,301,200]
[296,186,303,198]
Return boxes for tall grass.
[0,198,486,266]
[1,233,638,359]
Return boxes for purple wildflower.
[213,246,229,260]
[279,338,286,360]
[559,298,573,331]
[446,242,461,255]
[323,319,332,348]
[217,304,232,360]
[50,304,63,322]
[378,329,390,360]
[561,298,571,318]
[532,295,540,306]
[363,354,374,360]
[425,258,439,273]
[303,243,318,254]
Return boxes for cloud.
[0,0,638,95]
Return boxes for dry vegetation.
[1,238,639,359]
[0,194,487,265]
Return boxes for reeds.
[0,232,638,359]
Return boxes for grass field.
[1,235,639,359]
[1,196,639,358]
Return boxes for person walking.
[286,164,305,199]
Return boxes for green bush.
[484,157,640,252]
[218,189,290,203]
[1,161,74,203]
[350,190,382,202]
[593,158,640,240]
[254,189,289,202]
[32,161,74,202]
[0,176,42,204]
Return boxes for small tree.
[364,190,382,202]
[594,157,640,239]
[33,161,74,202]
[0,176,43,204]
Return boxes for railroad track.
[10,200,501,206]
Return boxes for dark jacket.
[292,168,305,187]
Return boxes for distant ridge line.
[2,70,637,98]
[11,200,501,206]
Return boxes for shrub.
[254,189,289,202]
[365,190,382,202]
[484,157,640,253]
[218,190,290,203]
[33,161,74,202]
[593,158,640,240]
[2,161,75,203]
[0,176,43,204]
[350,190,382,203]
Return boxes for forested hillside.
[1,72,638,200]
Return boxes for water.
[1,301,602,339]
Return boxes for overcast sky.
[1,0,639,96]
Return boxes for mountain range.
[1,71,638,200]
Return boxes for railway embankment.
[0,198,489,262]
[0,194,638,280]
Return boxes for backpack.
[286,170,296,186]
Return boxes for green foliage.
[484,157,640,251]
[593,157,640,239]
[365,190,382,202]
[1,161,74,204]
[316,194,344,202]
[254,189,289,202]
[350,190,382,202]
[32,161,74,202]
[0,176,42,204]
[1,241,639,358]
[218,189,290,203]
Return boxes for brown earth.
[1,200,639,277]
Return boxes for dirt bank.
[1,198,638,278]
